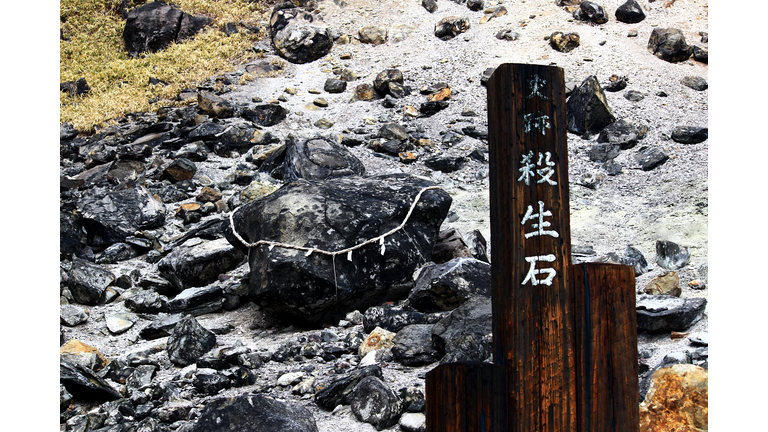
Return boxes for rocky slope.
[58,0,709,431]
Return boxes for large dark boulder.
[166,315,217,367]
[270,5,333,64]
[391,324,441,366]
[60,359,122,401]
[123,2,212,57]
[77,186,166,247]
[349,376,404,430]
[67,258,116,305]
[566,75,616,136]
[431,296,493,363]
[407,257,492,313]
[314,365,383,411]
[224,174,451,327]
[648,28,693,63]
[157,238,245,291]
[190,394,318,432]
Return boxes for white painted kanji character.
[521,201,560,239]
[536,151,557,185]
[522,254,557,286]
[527,74,548,100]
[517,150,536,185]
[523,112,551,136]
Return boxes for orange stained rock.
[639,364,708,432]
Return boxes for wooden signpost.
[426,63,638,432]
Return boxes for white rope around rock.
[228,185,443,260]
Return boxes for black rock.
[270,5,333,64]
[431,296,492,362]
[434,16,470,40]
[408,258,491,313]
[349,376,403,430]
[624,90,645,102]
[422,0,438,13]
[656,240,691,270]
[621,245,652,276]
[431,228,472,264]
[193,371,231,395]
[379,123,409,141]
[362,304,447,333]
[588,143,621,163]
[61,211,87,256]
[574,1,609,24]
[467,0,484,11]
[373,69,404,96]
[283,136,365,182]
[139,314,184,340]
[399,387,426,413]
[166,286,224,313]
[60,359,122,401]
[648,28,693,63]
[186,121,228,141]
[123,2,212,57]
[314,365,383,411]
[636,294,707,333]
[77,186,166,247]
[391,324,441,366]
[214,124,271,156]
[549,32,580,52]
[681,76,708,91]
[693,45,708,63]
[67,258,115,305]
[60,77,91,97]
[224,174,451,326]
[597,119,642,149]
[603,160,623,176]
[423,154,465,172]
[166,315,217,367]
[125,289,168,314]
[603,75,628,92]
[480,67,496,87]
[242,104,288,126]
[634,147,669,171]
[671,126,708,144]
[615,0,645,23]
[157,238,244,291]
[324,78,348,93]
[464,229,490,263]
[190,394,318,432]
[566,76,616,135]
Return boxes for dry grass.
[60,0,270,133]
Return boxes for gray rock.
[61,211,87,255]
[126,364,157,390]
[588,143,621,163]
[166,286,224,313]
[158,238,244,291]
[283,136,365,182]
[597,119,642,149]
[422,0,438,13]
[324,78,348,93]
[391,324,441,365]
[139,314,183,340]
[373,69,404,96]
[349,376,403,430]
[423,154,466,172]
[166,315,217,367]
[496,28,520,41]
[434,16,470,40]
[77,186,166,247]
[636,294,707,333]
[67,258,115,305]
[125,289,168,314]
[224,174,451,326]
[681,76,708,91]
[241,104,288,127]
[106,313,138,335]
[270,5,333,64]
[566,76,615,135]
[656,240,690,270]
[362,304,447,333]
[408,257,491,313]
[60,358,122,401]
[621,245,652,276]
[634,147,669,171]
[61,304,89,327]
[190,394,318,432]
[648,28,693,63]
[399,412,427,432]
[359,25,388,45]
[671,126,708,144]
[574,1,609,24]
[193,371,231,395]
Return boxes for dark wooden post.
[487,63,576,432]
[572,263,639,432]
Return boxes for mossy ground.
[59,0,270,133]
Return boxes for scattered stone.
[643,272,681,297]
[60,358,122,401]
[636,294,706,333]
[197,92,235,118]
[648,28,693,63]
[566,75,615,135]
[349,376,403,430]
[123,2,212,57]
[270,4,333,64]
[175,141,209,162]
[574,1,609,24]
[620,245,652,276]
[353,83,378,101]
[242,104,288,126]
[166,315,217,367]
[634,147,669,171]
[639,365,708,432]
[624,90,645,101]
[161,158,197,182]
[681,76,708,91]
[432,296,493,363]
[359,327,397,358]
[480,6,508,23]
[166,285,224,314]
[314,365,383,411]
[106,312,139,334]
[391,324,441,365]
[671,126,708,144]
[283,136,365,182]
[67,258,115,305]
[125,289,168,314]
[419,100,449,116]
[60,77,91,97]
[61,304,89,327]
[423,153,465,172]
[603,74,628,92]
[434,16,470,40]
[422,0,438,13]
[60,339,108,372]
[693,45,708,63]
[597,119,641,149]
[615,0,645,23]
[656,240,691,270]
[362,304,445,334]
[588,143,621,163]
[359,25,388,45]
[77,186,166,247]
[467,0,485,11]
[399,413,427,432]
[431,229,472,264]
[550,31,580,52]
[409,258,491,313]
[324,78,348,93]
[373,69,405,96]
[158,238,245,291]
[190,394,319,432]
[224,174,451,326]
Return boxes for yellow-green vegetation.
[60,0,270,133]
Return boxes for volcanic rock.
[123,2,212,57]
[550,32,580,52]
[190,394,318,432]
[615,0,645,23]
[648,28,693,63]
[671,126,708,144]
[270,5,333,64]
[636,295,707,333]
[639,365,708,432]
[566,75,615,135]
[158,238,244,291]
[434,16,469,40]
[391,324,441,365]
[408,257,491,313]
[282,136,365,182]
[77,186,166,247]
[349,376,403,430]
[166,315,217,367]
[656,240,690,270]
[431,296,493,363]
